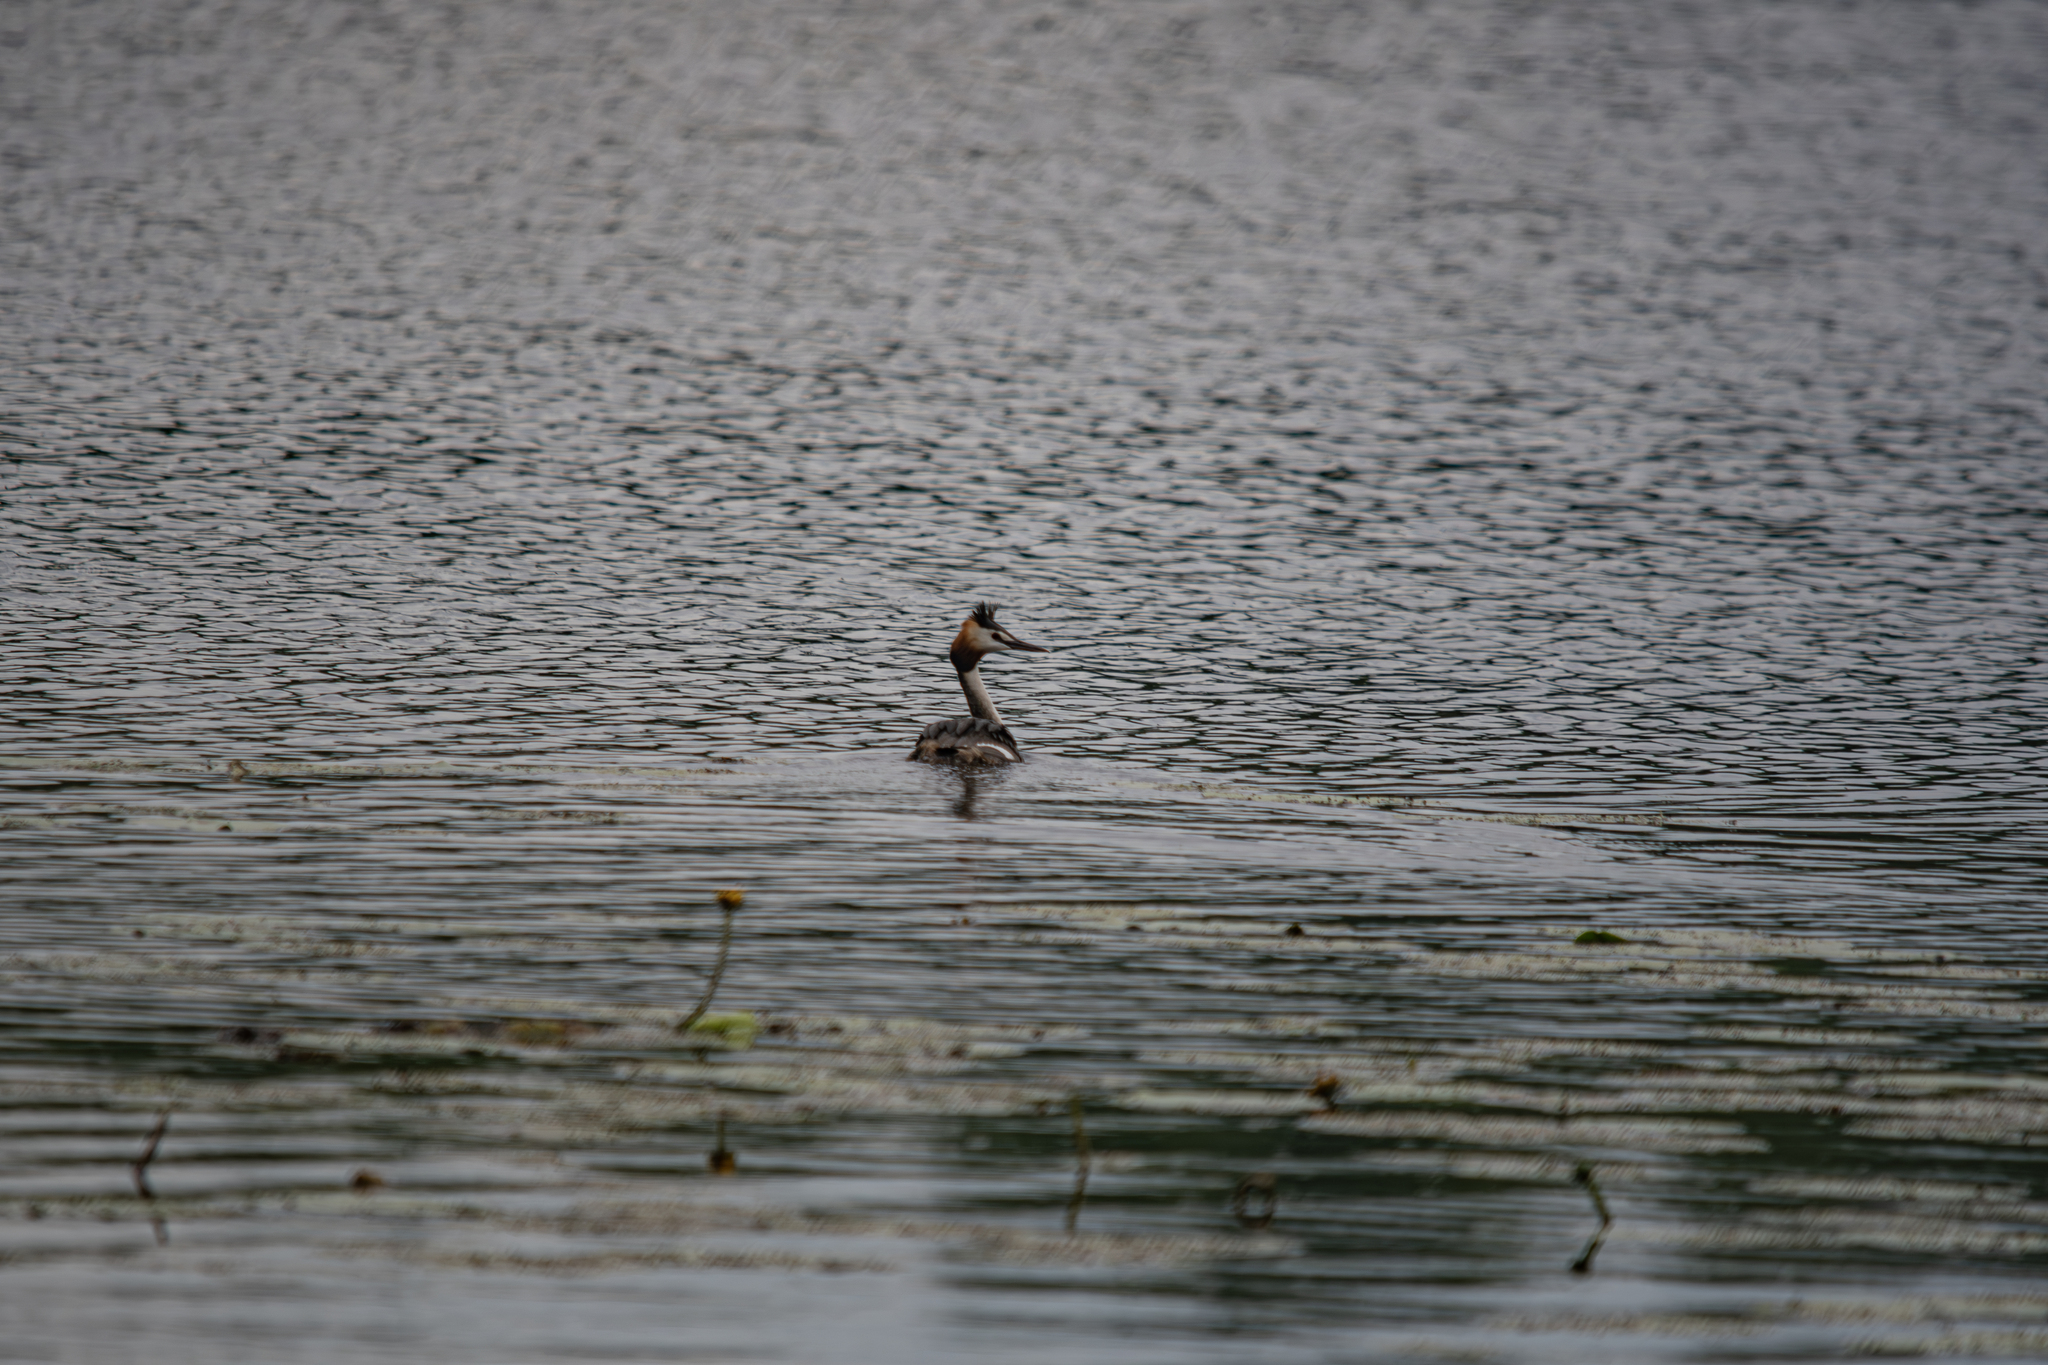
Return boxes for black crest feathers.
[970,602,1001,627]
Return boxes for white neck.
[957,663,1003,724]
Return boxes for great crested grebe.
[909,602,1051,765]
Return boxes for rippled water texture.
[4,2,2048,1361]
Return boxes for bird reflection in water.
[952,770,984,822]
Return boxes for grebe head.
[951,602,1049,670]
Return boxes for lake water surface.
[5,2,2048,1361]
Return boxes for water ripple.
[5,0,2048,1359]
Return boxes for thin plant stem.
[1063,1096,1091,1233]
[1569,1163,1612,1274]
[132,1108,172,1246]
[131,1109,170,1201]
[677,889,741,1034]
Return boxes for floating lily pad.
[683,1011,758,1049]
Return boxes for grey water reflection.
[5,0,2048,1361]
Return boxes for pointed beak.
[1007,636,1050,653]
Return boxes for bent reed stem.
[677,888,743,1034]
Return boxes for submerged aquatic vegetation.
[1117,1089,1326,1116]
[6,893,2048,1354]
[349,1245,897,1275]
[1298,1110,1768,1155]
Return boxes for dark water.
[5,2,2048,1360]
